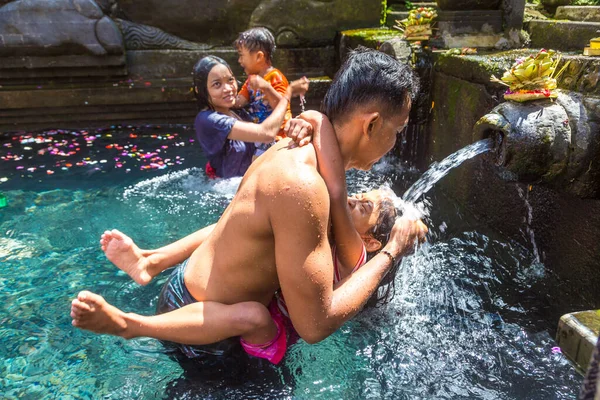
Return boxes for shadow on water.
[163,353,290,399]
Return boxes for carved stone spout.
[473,92,600,198]
[473,98,571,182]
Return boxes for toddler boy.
[235,27,292,157]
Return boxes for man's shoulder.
[265,153,327,203]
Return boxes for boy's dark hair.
[321,46,420,124]
[192,55,233,111]
[234,27,276,63]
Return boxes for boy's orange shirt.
[238,68,292,139]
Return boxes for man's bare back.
[184,137,324,307]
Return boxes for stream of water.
[402,139,493,204]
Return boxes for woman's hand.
[284,117,313,147]
[289,76,310,98]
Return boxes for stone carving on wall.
[114,0,262,46]
[249,0,380,47]
[116,19,212,51]
[0,0,380,58]
[0,0,123,57]
[111,0,379,48]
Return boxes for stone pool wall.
[427,51,600,320]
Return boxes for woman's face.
[206,63,238,113]
[347,189,385,236]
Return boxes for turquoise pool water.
[0,126,583,399]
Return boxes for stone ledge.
[433,50,600,95]
[337,28,399,64]
[527,20,600,50]
[557,310,600,374]
[555,6,600,22]
[0,78,331,132]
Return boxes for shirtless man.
[71,48,427,354]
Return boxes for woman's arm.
[227,77,309,143]
[296,111,365,278]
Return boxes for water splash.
[299,95,306,113]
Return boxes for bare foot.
[71,291,132,338]
[100,229,152,285]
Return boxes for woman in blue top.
[192,56,309,178]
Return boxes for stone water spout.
[472,92,600,198]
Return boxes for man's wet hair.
[234,27,276,63]
[321,46,420,123]
[192,55,233,111]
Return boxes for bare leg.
[101,224,217,286]
[71,291,277,345]
[100,230,154,285]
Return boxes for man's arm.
[272,168,427,344]
[271,171,393,343]
[298,111,364,275]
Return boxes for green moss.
[574,311,600,336]
[507,142,553,180]
[443,75,481,125]
[341,28,397,40]
[381,0,388,26]
[340,28,399,50]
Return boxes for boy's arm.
[235,79,250,108]
[297,111,364,277]
[247,74,283,107]
[272,171,426,344]
[228,77,309,143]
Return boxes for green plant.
[573,0,600,4]
[405,1,415,10]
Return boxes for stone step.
[555,6,600,22]
[557,310,600,374]
[527,19,600,51]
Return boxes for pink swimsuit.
[240,244,367,364]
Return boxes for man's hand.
[385,216,428,259]
[284,118,313,147]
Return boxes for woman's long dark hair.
[192,56,233,111]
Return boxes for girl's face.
[206,63,238,113]
[347,189,385,236]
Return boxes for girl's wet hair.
[234,27,276,63]
[364,189,404,307]
[321,46,420,124]
[192,56,233,111]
